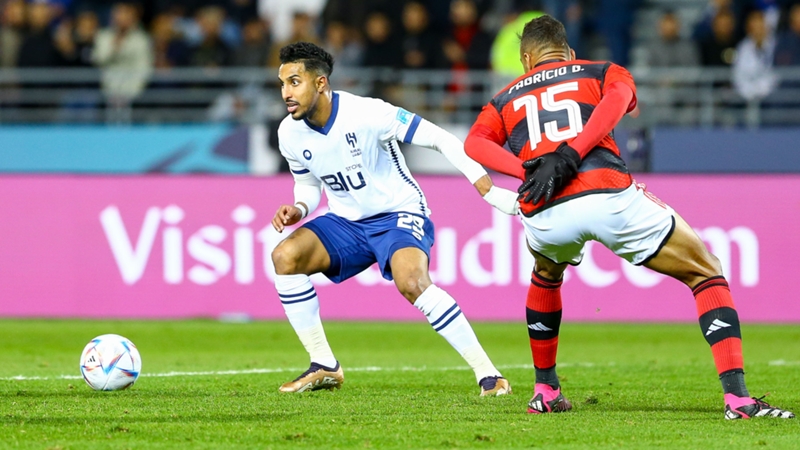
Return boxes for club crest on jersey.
[303,149,312,160]
[345,132,361,157]
[396,108,413,125]
[345,132,357,147]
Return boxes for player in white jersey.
[270,42,520,395]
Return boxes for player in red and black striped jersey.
[469,56,637,217]
[464,15,794,420]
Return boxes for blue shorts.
[303,212,435,284]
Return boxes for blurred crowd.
[643,0,800,102]
[0,0,624,76]
[2,0,800,118]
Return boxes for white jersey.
[278,91,430,221]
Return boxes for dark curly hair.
[279,42,334,77]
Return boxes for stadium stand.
[2,0,800,167]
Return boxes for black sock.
[535,365,559,389]
[720,369,749,397]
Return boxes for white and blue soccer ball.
[79,334,141,391]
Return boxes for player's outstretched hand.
[272,204,303,233]
[518,143,581,204]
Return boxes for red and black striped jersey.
[472,59,638,216]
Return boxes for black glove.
[517,142,581,204]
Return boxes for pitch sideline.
[6,360,794,381]
[0,362,603,382]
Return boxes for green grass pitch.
[1,319,798,449]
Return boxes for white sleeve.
[370,98,425,143]
[407,118,488,184]
[293,183,321,218]
[369,96,486,182]
[279,131,322,218]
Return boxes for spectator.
[322,0,404,33]
[647,10,699,67]
[151,13,190,68]
[52,10,101,121]
[267,11,319,67]
[733,10,777,101]
[92,1,153,116]
[646,10,701,125]
[258,0,325,43]
[400,1,444,69]
[596,0,642,67]
[694,0,740,42]
[361,10,401,68]
[189,6,231,67]
[323,21,363,71]
[542,0,582,56]
[774,3,800,66]
[77,0,116,17]
[17,2,61,67]
[226,0,258,26]
[491,9,544,76]
[167,2,241,49]
[151,0,180,15]
[1,0,25,67]
[698,8,738,66]
[754,0,780,33]
[232,18,270,66]
[443,0,494,70]
[47,0,75,20]
[54,10,99,67]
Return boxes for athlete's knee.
[690,242,724,279]
[271,240,303,275]
[530,249,567,281]
[394,268,431,303]
[675,251,724,288]
[704,252,723,276]
[534,260,566,282]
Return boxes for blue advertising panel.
[0,125,249,173]
[651,128,800,173]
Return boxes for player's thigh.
[591,183,675,266]
[271,227,331,275]
[366,212,435,302]
[642,211,722,288]
[522,201,589,267]
[303,214,377,283]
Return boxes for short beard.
[292,95,319,121]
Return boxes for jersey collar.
[304,92,339,135]
[534,59,564,67]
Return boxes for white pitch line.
[768,359,800,366]
[0,362,600,382]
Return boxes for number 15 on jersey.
[512,81,583,150]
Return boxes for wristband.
[295,202,308,219]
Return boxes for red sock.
[527,272,562,375]
[693,276,744,375]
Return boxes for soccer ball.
[79,334,142,391]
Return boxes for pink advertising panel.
[0,175,798,322]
